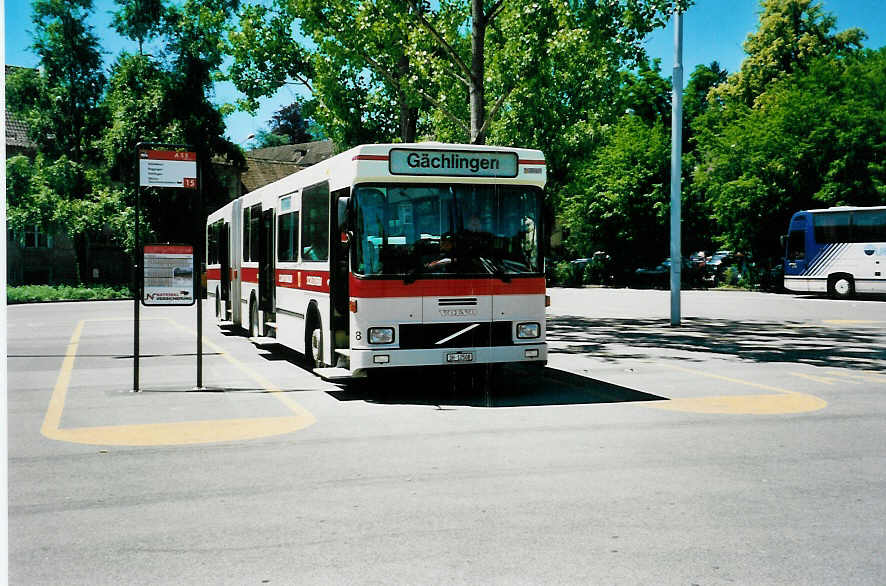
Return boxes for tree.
[693,49,886,263]
[13,0,107,165]
[561,114,671,267]
[227,0,425,145]
[709,0,865,106]
[112,0,166,54]
[269,101,313,144]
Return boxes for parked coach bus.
[783,205,886,298]
[206,143,548,379]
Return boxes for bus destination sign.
[139,150,198,189]
[389,149,518,178]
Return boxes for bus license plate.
[447,352,474,363]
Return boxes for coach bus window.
[278,212,299,262]
[814,212,851,243]
[301,182,330,261]
[852,210,886,242]
[787,230,805,260]
[353,184,543,277]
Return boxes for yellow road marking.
[819,368,886,383]
[42,319,316,446]
[789,372,836,385]
[647,364,827,415]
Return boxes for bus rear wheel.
[828,274,855,299]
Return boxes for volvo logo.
[439,308,478,317]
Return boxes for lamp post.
[670,8,683,327]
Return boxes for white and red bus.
[206,143,548,379]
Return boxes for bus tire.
[828,274,855,299]
[305,309,323,369]
[249,296,260,337]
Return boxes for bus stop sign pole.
[134,143,200,391]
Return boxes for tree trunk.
[397,55,418,143]
[469,0,486,144]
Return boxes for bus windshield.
[353,183,543,277]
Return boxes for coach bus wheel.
[828,274,855,299]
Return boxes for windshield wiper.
[480,256,511,282]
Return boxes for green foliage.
[112,0,165,52]
[562,114,671,267]
[710,0,865,106]
[7,284,133,304]
[693,48,886,262]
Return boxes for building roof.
[5,66,38,154]
[240,139,336,192]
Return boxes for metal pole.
[670,9,684,327]
[134,151,141,391]
[196,160,203,389]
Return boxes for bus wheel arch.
[828,273,855,299]
[305,303,324,369]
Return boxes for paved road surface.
[7,289,885,584]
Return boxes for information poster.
[143,245,195,306]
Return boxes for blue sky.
[5,0,886,146]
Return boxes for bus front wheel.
[828,274,855,299]
[305,311,323,370]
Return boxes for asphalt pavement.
[7,289,886,585]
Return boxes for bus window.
[787,230,805,260]
[814,212,851,243]
[302,182,329,261]
[249,204,261,261]
[852,209,886,242]
[278,212,299,262]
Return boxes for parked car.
[634,257,702,289]
[704,250,734,285]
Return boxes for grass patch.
[7,284,133,304]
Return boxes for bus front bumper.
[347,344,547,373]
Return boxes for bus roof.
[798,205,886,214]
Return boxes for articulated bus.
[206,143,548,379]
[783,205,886,298]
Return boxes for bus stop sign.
[139,150,198,189]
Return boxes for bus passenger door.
[220,222,231,317]
[259,209,275,316]
[330,189,351,362]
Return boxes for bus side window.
[788,230,805,261]
[302,181,330,261]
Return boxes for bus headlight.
[368,327,395,344]
[516,322,540,339]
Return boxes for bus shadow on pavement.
[547,316,886,370]
[326,365,666,408]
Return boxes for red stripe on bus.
[274,269,331,293]
[349,276,545,298]
[353,155,390,161]
[519,159,545,165]
[206,268,221,280]
[241,267,259,283]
